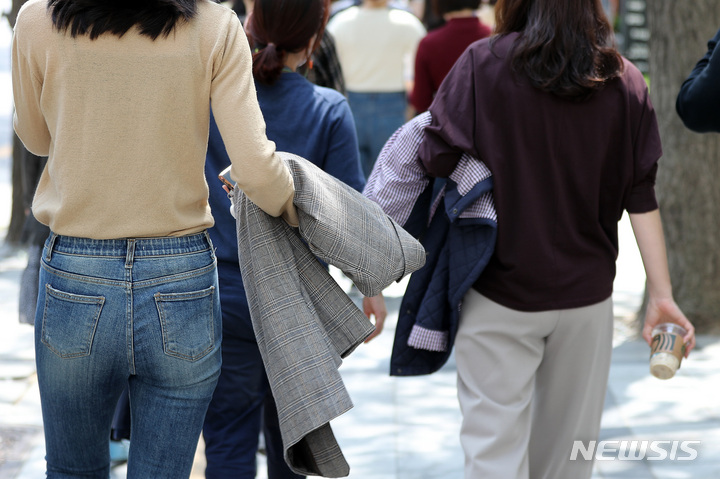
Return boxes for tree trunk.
[3,0,32,245]
[6,133,27,244]
[646,1,720,333]
[2,0,24,29]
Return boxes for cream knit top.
[12,0,297,239]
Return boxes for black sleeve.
[676,27,720,132]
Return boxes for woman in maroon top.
[409,0,492,113]
[419,0,695,478]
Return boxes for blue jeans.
[203,261,303,479]
[347,91,408,179]
[35,232,222,479]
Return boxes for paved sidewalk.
[2,237,720,478]
[595,335,720,478]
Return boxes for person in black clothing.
[676,27,720,132]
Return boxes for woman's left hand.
[362,294,387,343]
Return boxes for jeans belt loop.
[44,233,58,262]
[125,239,136,269]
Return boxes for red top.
[410,17,492,113]
[421,33,662,312]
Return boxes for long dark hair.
[494,0,623,100]
[47,0,197,40]
[245,0,330,85]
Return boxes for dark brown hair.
[47,0,197,40]
[494,0,623,100]
[246,0,330,85]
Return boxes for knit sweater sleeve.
[318,93,366,193]
[12,1,51,156]
[210,14,298,225]
[410,37,434,113]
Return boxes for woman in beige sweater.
[12,1,297,477]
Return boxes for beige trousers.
[455,290,614,479]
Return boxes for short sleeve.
[420,47,478,177]
[626,77,662,213]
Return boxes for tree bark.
[646,1,720,332]
[3,0,24,29]
[6,133,27,244]
[3,0,31,245]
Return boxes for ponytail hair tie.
[254,42,282,54]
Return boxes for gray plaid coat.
[233,153,426,477]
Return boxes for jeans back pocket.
[155,286,216,361]
[41,285,105,358]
